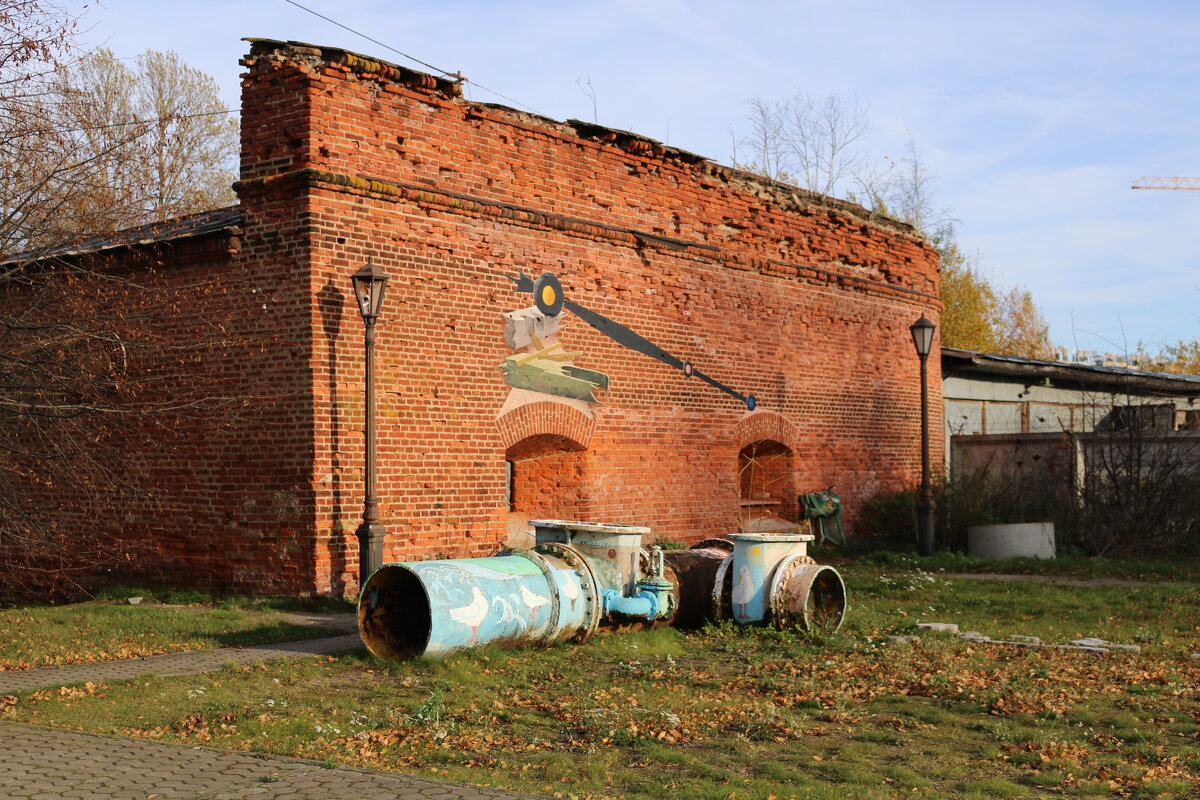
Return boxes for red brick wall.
[5,40,942,598]
[237,40,943,594]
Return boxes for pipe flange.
[534,541,602,641]
[509,547,564,646]
[768,555,845,632]
[710,554,734,621]
[769,553,805,629]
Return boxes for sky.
[81,0,1200,358]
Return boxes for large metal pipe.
[359,520,676,660]
[663,536,847,633]
[359,522,848,660]
[358,551,598,659]
[729,533,813,623]
[768,558,846,632]
[661,539,733,628]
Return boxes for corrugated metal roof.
[942,346,1200,395]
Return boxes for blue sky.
[83,0,1200,357]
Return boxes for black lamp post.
[910,315,936,557]
[351,260,389,583]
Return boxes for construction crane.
[1132,176,1200,190]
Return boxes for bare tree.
[1067,388,1200,555]
[0,5,246,598]
[732,90,870,198]
[39,48,238,241]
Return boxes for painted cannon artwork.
[499,272,757,410]
[358,520,846,659]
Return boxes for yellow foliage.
[1142,339,1200,376]
[935,228,1050,358]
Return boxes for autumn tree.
[0,5,245,598]
[26,47,238,244]
[926,228,1050,359]
[935,228,1000,352]
[1139,339,1200,376]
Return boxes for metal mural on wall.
[501,271,757,409]
[499,296,610,403]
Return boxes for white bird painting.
[448,586,488,644]
[732,565,754,620]
[559,573,580,610]
[518,584,551,620]
[491,595,525,632]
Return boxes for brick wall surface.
[3,40,943,597]
[237,40,943,594]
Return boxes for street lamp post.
[351,260,389,583]
[910,315,936,557]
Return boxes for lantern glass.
[910,316,935,357]
[351,260,389,322]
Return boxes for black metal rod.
[917,351,936,556]
[357,320,386,583]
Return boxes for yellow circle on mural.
[541,285,557,306]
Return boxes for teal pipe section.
[729,532,815,623]
[532,520,646,594]
[601,580,670,620]
[357,521,847,661]
[358,553,591,660]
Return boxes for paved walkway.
[0,721,544,799]
[0,633,363,694]
[0,611,359,694]
[0,611,549,799]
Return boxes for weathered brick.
[4,40,943,597]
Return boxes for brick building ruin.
[3,39,942,596]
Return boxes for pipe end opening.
[358,565,432,660]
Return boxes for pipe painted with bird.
[358,520,675,660]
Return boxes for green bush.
[852,488,916,548]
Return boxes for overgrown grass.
[4,565,1198,799]
[0,595,349,670]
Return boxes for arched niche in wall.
[496,400,595,546]
[733,411,800,531]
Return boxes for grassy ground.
[844,550,1200,582]
[0,589,350,670]
[3,565,1198,800]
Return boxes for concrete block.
[1070,638,1140,653]
[886,635,919,645]
[967,522,1056,559]
[915,622,959,633]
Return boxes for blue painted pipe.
[729,532,814,623]
[601,582,670,620]
[359,527,848,660]
[358,552,595,659]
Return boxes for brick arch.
[495,400,595,451]
[733,410,799,453]
[734,410,801,526]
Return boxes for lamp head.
[910,315,936,358]
[351,260,389,323]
